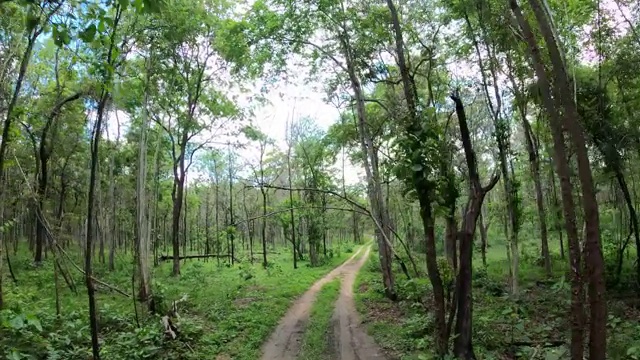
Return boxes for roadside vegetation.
[1,0,640,359]
[2,245,357,360]
[356,240,640,359]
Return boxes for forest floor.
[353,240,640,360]
[261,244,386,360]
[0,242,364,360]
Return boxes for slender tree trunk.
[527,1,607,357]
[171,171,184,276]
[385,0,442,351]
[183,179,188,256]
[464,12,520,294]
[86,96,106,360]
[339,28,395,299]
[507,60,551,275]
[286,135,297,269]
[135,55,152,306]
[510,2,586,358]
[479,209,488,267]
[0,29,42,309]
[228,146,235,266]
[108,147,116,271]
[445,208,457,271]
[613,171,640,283]
[451,93,500,359]
[261,187,268,268]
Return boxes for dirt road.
[332,246,386,360]
[260,245,386,360]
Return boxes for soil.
[260,245,386,360]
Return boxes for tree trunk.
[445,208,457,271]
[527,0,607,357]
[613,170,640,283]
[171,157,186,276]
[228,146,235,266]
[450,93,500,359]
[86,95,106,360]
[506,60,551,276]
[526,121,552,276]
[0,29,41,309]
[479,209,488,267]
[339,26,395,299]
[108,146,116,271]
[464,12,520,294]
[510,2,587,358]
[385,0,442,350]
[136,56,152,306]
[286,135,297,269]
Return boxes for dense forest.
[1,0,639,359]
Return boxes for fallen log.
[510,340,565,348]
[157,254,240,262]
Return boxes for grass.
[1,242,361,360]
[354,235,640,360]
[298,278,342,360]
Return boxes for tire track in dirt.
[331,245,386,360]
[260,246,367,360]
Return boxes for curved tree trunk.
[527,1,607,357]
[510,2,587,358]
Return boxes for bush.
[397,278,430,304]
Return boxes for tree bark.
[135,52,152,307]
[505,56,551,276]
[479,209,489,267]
[510,2,587,358]
[384,0,443,350]
[451,92,500,359]
[286,126,297,269]
[464,11,520,294]
[338,24,395,299]
[527,0,607,357]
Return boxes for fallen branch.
[157,254,240,262]
[510,340,565,348]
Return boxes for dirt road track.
[260,245,386,360]
[332,246,386,360]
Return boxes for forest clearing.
[1,0,640,359]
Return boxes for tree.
[146,0,239,275]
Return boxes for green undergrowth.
[355,239,640,360]
[298,278,341,360]
[1,242,361,360]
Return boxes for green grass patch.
[1,242,361,360]
[298,278,341,360]
[355,239,640,359]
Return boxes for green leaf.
[79,24,97,43]
[411,164,423,172]
[52,25,71,47]
[9,314,24,330]
[26,314,42,331]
